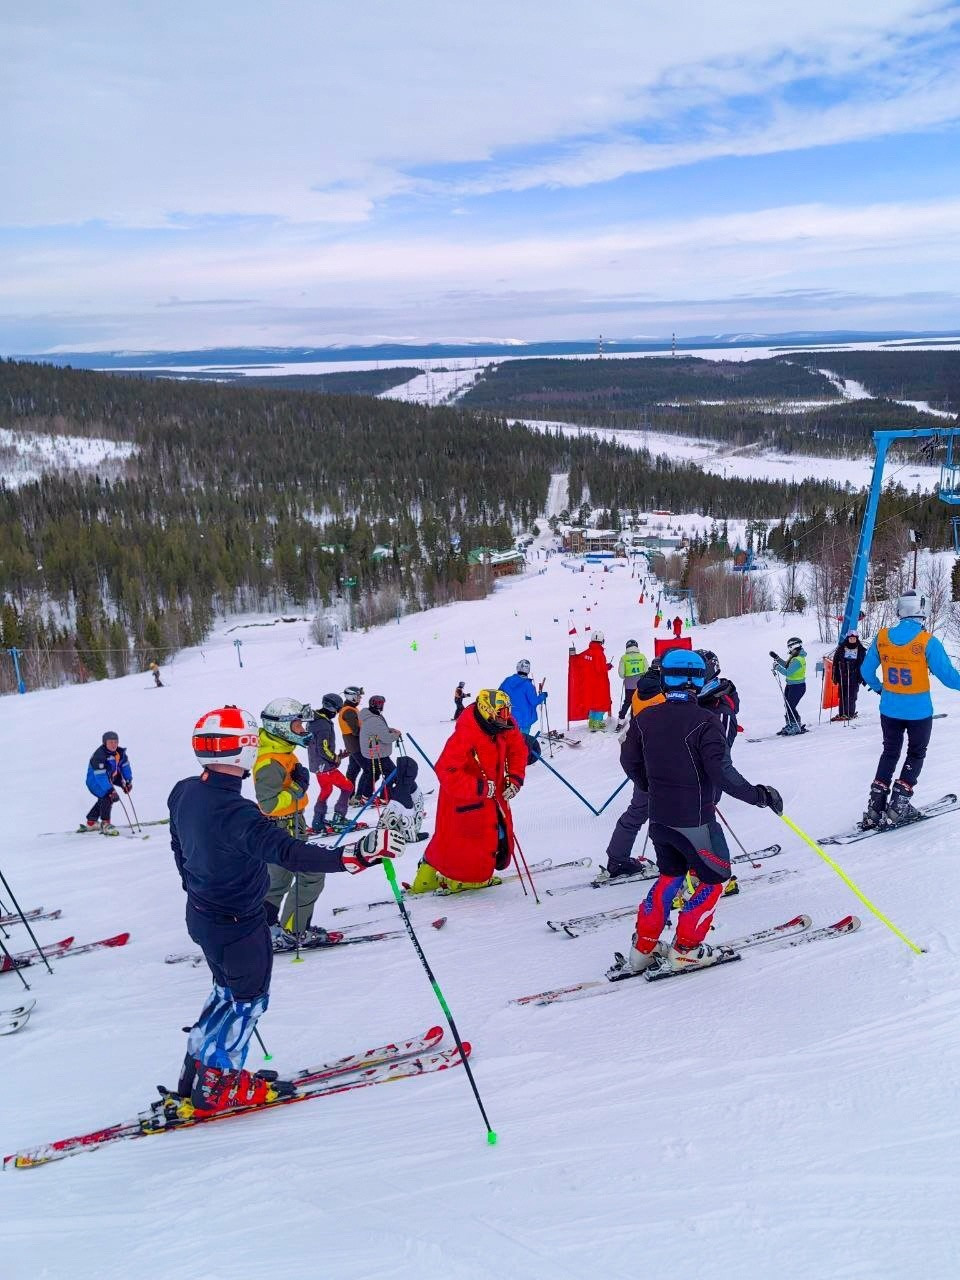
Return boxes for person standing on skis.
[770,637,807,735]
[306,694,353,834]
[453,681,470,720]
[830,631,866,722]
[82,731,132,835]
[859,589,960,829]
[499,659,546,735]
[253,698,324,949]
[337,686,365,801]
[616,639,649,726]
[169,705,400,1117]
[407,689,527,894]
[612,649,782,975]
[602,665,664,880]
[357,694,401,801]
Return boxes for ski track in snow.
[3,549,960,1278]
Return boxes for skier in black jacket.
[169,704,402,1117]
[830,631,866,721]
[613,649,781,975]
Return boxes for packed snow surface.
[3,550,960,1279]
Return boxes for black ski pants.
[876,715,933,790]
[783,681,805,726]
[605,783,650,867]
[86,794,114,823]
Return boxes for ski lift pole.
[381,858,497,1145]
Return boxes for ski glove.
[291,764,310,791]
[502,777,522,802]
[755,784,784,816]
[340,827,404,874]
[121,780,133,793]
[107,788,120,803]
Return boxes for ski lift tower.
[840,425,960,639]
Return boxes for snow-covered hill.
[3,553,959,1279]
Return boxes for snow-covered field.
[523,419,943,491]
[0,427,138,488]
[4,548,960,1278]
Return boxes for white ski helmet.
[896,589,927,621]
[261,697,313,745]
[516,659,532,675]
[193,706,260,771]
[593,630,605,644]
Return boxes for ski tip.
[424,1025,444,1041]
[104,933,132,947]
[430,917,447,929]
[830,915,862,931]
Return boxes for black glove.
[107,788,120,803]
[291,764,310,791]
[755,784,784,816]
[768,650,781,662]
[495,847,512,871]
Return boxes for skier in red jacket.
[408,688,527,894]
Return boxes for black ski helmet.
[321,692,344,715]
[369,694,386,714]
[695,649,720,682]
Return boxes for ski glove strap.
[340,827,405,874]
[485,780,496,799]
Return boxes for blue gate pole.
[9,647,26,694]
[840,432,893,641]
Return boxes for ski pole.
[381,858,497,1145]
[115,791,134,832]
[0,866,54,974]
[471,750,537,902]
[779,813,924,955]
[716,808,764,868]
[594,777,629,815]
[254,1027,273,1061]
[126,791,143,832]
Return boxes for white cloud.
[1,1,958,225]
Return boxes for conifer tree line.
[0,356,950,692]
[460,353,960,456]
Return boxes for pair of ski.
[0,997,35,1036]
[163,918,449,966]
[331,856,592,916]
[512,914,861,1005]
[0,907,61,928]
[817,792,958,845]
[746,711,947,746]
[548,866,797,937]
[544,844,782,898]
[0,933,130,975]
[40,817,168,837]
[5,1025,468,1169]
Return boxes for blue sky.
[2,1,960,351]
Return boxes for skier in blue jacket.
[859,590,960,828]
[499,659,547,735]
[168,704,401,1118]
[82,731,132,834]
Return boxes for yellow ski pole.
[779,814,925,955]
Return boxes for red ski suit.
[424,707,528,884]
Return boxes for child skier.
[610,649,782,975]
[830,631,866,722]
[770,637,807,735]
[306,694,353,833]
[82,731,132,835]
[453,681,470,720]
[380,756,428,842]
[616,639,649,727]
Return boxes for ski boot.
[406,859,440,894]
[604,857,651,880]
[79,819,99,832]
[435,874,502,895]
[189,1063,296,1116]
[270,924,300,952]
[295,925,330,948]
[859,781,889,830]
[665,940,726,973]
[617,935,669,977]
[99,821,119,836]
[880,780,921,829]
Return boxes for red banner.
[653,636,692,659]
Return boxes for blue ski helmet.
[660,648,707,690]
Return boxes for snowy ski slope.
[2,549,959,1279]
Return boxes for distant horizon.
[12,326,960,369]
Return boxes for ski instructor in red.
[408,688,527,893]
[169,705,401,1117]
